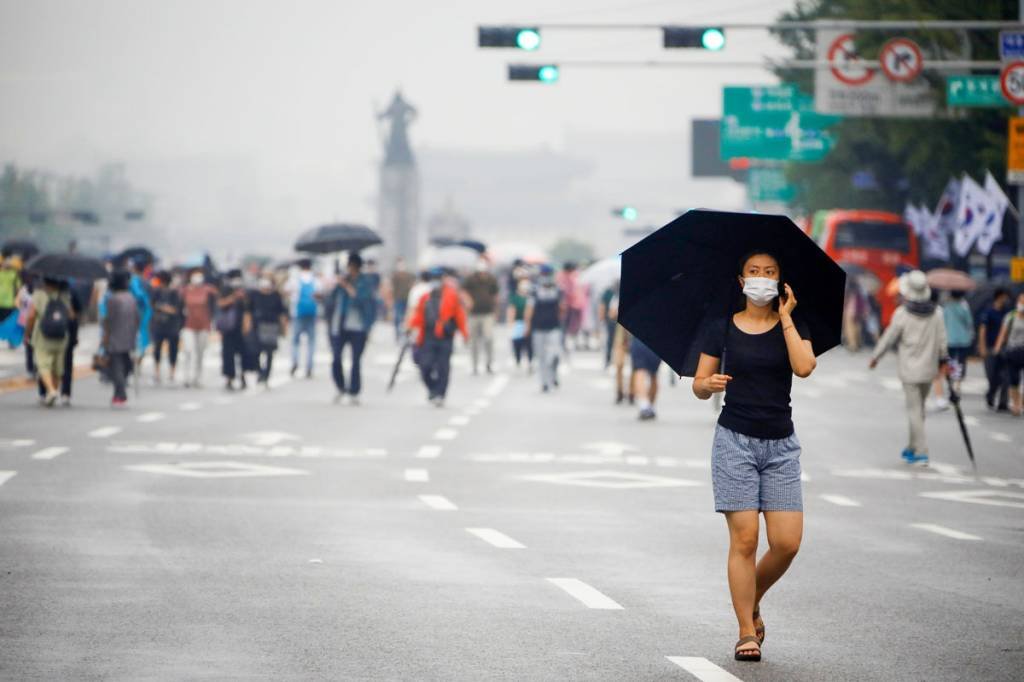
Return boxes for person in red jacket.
[408,268,468,406]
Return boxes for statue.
[376,91,421,269]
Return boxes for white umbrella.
[419,245,480,271]
[580,256,621,293]
[487,241,548,268]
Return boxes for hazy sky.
[0,0,792,257]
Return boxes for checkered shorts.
[711,425,803,513]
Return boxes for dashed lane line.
[546,578,624,610]
[0,471,17,487]
[88,426,122,439]
[473,398,491,409]
[416,445,442,459]
[434,428,458,441]
[466,528,526,549]
[11,439,34,447]
[449,415,470,426]
[819,494,862,507]
[404,469,429,482]
[31,446,69,460]
[990,432,1011,443]
[137,412,165,423]
[179,402,202,411]
[910,523,982,541]
[418,494,457,511]
[484,374,510,397]
[666,656,744,682]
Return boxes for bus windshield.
[833,220,911,253]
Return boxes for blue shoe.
[901,448,915,462]
[909,453,929,465]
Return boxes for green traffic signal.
[479,26,542,50]
[516,28,541,51]
[538,65,559,83]
[622,206,638,221]
[701,28,725,51]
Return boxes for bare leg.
[754,511,803,607]
[724,510,760,650]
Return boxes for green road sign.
[747,167,796,203]
[946,75,1011,107]
[721,85,842,162]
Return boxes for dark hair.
[348,253,364,269]
[110,270,131,291]
[994,287,1011,300]
[736,250,784,311]
[950,289,966,300]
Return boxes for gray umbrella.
[25,252,108,281]
[294,223,382,254]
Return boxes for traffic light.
[508,64,560,83]
[663,26,725,50]
[612,206,639,221]
[479,26,542,51]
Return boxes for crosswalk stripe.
[0,471,17,487]
[416,445,442,459]
[137,412,165,423]
[434,428,458,440]
[991,432,1011,443]
[404,469,429,482]
[819,494,862,507]
[666,656,744,681]
[179,402,202,411]
[910,523,982,541]
[89,426,122,438]
[546,578,623,610]
[466,528,526,549]
[31,447,68,460]
[418,494,457,511]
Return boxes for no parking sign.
[1000,61,1024,106]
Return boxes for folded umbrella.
[618,209,846,377]
[945,374,976,471]
[24,252,108,281]
[295,223,382,254]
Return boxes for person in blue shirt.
[979,288,1012,411]
[326,253,377,405]
[941,289,974,396]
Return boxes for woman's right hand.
[702,373,732,393]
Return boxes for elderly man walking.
[869,271,949,465]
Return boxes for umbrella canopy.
[24,252,108,281]
[295,223,382,254]
[115,245,157,267]
[487,241,548,268]
[458,238,487,254]
[418,245,480,271]
[618,209,846,377]
[580,256,621,294]
[926,268,976,292]
[1,239,39,260]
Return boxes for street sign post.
[947,75,1011,107]
[1007,116,1024,185]
[879,37,924,82]
[721,85,841,161]
[1000,61,1024,105]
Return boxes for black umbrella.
[115,246,157,267]
[458,239,487,254]
[2,239,40,260]
[618,209,846,377]
[387,339,412,392]
[295,223,382,254]
[24,252,108,281]
[945,374,977,471]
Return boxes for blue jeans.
[291,316,316,373]
[393,300,408,340]
[331,330,367,395]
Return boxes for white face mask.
[742,277,779,307]
[1017,302,1024,313]
[190,274,204,285]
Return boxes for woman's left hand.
[780,283,797,317]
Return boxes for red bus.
[809,210,920,327]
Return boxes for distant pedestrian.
[940,290,973,396]
[462,259,500,375]
[56,281,84,406]
[869,270,949,464]
[409,269,468,406]
[599,281,618,368]
[630,337,662,420]
[979,288,1012,412]
[693,251,816,663]
[390,257,415,341]
[246,272,288,386]
[992,291,1024,416]
[557,262,585,351]
[0,255,21,344]
[180,269,218,388]
[102,270,140,406]
[287,258,321,379]
[217,270,249,390]
[16,273,35,375]
[506,277,533,370]
[150,270,184,384]
[127,261,152,368]
[526,265,564,393]
[327,253,377,405]
[842,279,867,352]
[24,277,74,406]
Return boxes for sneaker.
[60,395,71,407]
[348,395,360,406]
[290,365,298,378]
[639,407,657,421]
[909,453,929,465]
[900,448,915,462]
[615,391,625,405]
[305,369,313,379]
[44,392,58,407]
[542,384,550,393]
[333,392,345,404]
[111,397,127,408]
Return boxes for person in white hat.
[868,270,949,465]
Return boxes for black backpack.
[40,296,70,340]
[423,287,455,340]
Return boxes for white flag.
[934,177,960,237]
[976,172,1009,255]
[916,203,949,261]
[953,175,993,257]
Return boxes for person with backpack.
[993,290,1024,417]
[525,265,565,393]
[217,270,249,391]
[326,253,377,405]
[408,268,468,406]
[103,270,140,406]
[24,277,74,406]
[150,270,184,384]
[180,269,218,388]
[287,258,321,379]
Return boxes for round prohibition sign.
[879,38,923,82]
[1001,61,1024,105]
[828,33,875,86]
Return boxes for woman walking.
[692,251,816,662]
[506,277,533,370]
[993,290,1024,416]
[246,272,288,386]
[102,271,140,406]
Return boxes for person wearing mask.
[287,259,320,379]
[326,253,376,405]
[180,269,218,388]
[506,277,533,371]
[940,289,974,396]
[150,271,184,385]
[25,277,74,406]
[245,272,288,386]
[992,290,1024,416]
[409,268,468,406]
[525,265,565,393]
[390,258,415,342]
[870,271,949,464]
[979,288,1012,412]
[217,270,249,391]
[102,270,140,406]
[462,259,500,375]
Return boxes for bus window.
[834,220,911,253]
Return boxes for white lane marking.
[666,656,744,681]
[418,494,457,511]
[910,523,982,541]
[928,462,963,476]
[464,406,482,416]
[990,432,1011,443]
[31,446,69,460]
[179,402,202,411]
[124,461,309,478]
[920,489,1024,509]
[212,396,234,405]
[449,415,470,426]
[473,398,491,408]
[0,471,17,487]
[89,426,122,439]
[964,415,980,427]
[546,578,624,610]
[484,374,510,397]
[880,378,903,392]
[136,412,165,423]
[267,376,291,389]
[416,445,442,459]
[523,470,701,489]
[404,468,429,482]
[466,527,526,549]
[434,428,458,441]
[12,439,35,447]
[820,494,862,507]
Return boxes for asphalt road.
[0,324,1021,681]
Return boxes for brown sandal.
[734,635,762,662]
[753,606,765,644]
